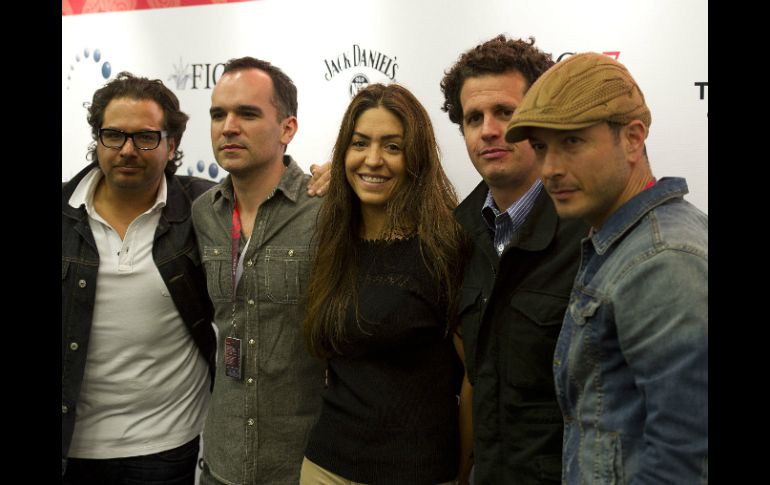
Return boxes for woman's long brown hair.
[304,83,467,358]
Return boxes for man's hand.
[307,162,331,197]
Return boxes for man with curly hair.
[441,36,589,484]
[62,72,216,485]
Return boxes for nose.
[222,113,240,136]
[481,116,502,141]
[539,149,564,181]
[363,145,383,168]
[119,136,138,156]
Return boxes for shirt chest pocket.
[505,291,569,389]
[201,245,231,302]
[563,292,604,382]
[264,246,310,304]
[568,292,602,327]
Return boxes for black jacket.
[61,163,216,473]
[454,181,588,484]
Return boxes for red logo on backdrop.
[62,0,256,16]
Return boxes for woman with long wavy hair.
[300,83,467,485]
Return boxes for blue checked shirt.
[481,180,543,256]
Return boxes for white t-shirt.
[67,169,210,459]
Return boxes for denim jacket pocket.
[568,292,602,326]
[201,245,231,302]
[184,245,202,266]
[562,292,604,402]
[264,246,309,304]
[596,430,626,485]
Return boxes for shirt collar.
[481,178,543,230]
[589,177,688,255]
[68,167,167,218]
[213,155,304,205]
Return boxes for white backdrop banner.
[63,0,708,212]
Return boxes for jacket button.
[213,249,220,256]
[247,378,254,384]
[288,249,294,257]
[247,418,255,426]
[62,404,69,414]
[70,342,79,351]
[248,339,255,345]
[78,279,87,288]
[246,260,253,267]
[248,299,255,305]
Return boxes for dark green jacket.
[454,181,588,484]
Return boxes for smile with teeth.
[359,174,389,183]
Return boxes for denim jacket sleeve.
[614,247,708,484]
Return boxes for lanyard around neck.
[231,193,241,304]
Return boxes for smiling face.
[96,97,174,197]
[344,106,406,228]
[459,70,540,208]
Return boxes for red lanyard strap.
[231,194,241,303]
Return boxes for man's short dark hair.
[440,35,554,132]
[222,57,298,121]
[86,72,189,175]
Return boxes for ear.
[280,116,298,146]
[166,137,177,161]
[623,120,647,162]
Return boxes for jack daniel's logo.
[323,44,398,82]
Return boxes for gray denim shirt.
[554,177,708,484]
[192,156,325,485]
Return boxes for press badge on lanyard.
[226,195,245,380]
[225,336,242,380]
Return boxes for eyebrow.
[209,104,263,116]
[464,103,517,117]
[352,131,403,140]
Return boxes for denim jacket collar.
[162,175,193,223]
[589,177,689,255]
[211,155,303,208]
[62,161,190,226]
[62,162,97,223]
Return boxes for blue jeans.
[62,436,200,485]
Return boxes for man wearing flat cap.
[506,52,708,484]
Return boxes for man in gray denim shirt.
[192,57,325,485]
[506,52,708,484]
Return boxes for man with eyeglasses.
[62,72,217,485]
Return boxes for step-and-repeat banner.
[63,0,708,212]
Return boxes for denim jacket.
[61,162,216,474]
[554,177,708,484]
[192,156,325,485]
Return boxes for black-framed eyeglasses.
[99,128,168,151]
